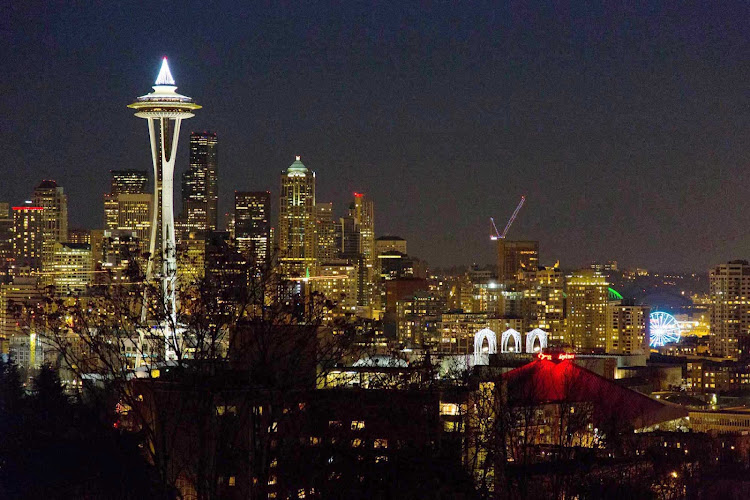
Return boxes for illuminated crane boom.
[490,196,526,240]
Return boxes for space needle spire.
[128,57,201,361]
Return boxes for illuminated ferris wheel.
[649,311,681,348]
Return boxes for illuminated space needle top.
[127,58,202,116]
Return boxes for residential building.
[565,269,608,351]
[709,261,750,359]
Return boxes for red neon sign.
[537,352,575,361]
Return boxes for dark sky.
[1,2,748,271]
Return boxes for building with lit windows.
[91,229,142,285]
[396,290,445,346]
[437,312,524,355]
[278,156,316,277]
[111,169,148,195]
[606,303,650,355]
[351,193,375,308]
[177,232,206,282]
[234,191,270,266]
[519,264,565,342]
[0,276,43,340]
[709,261,750,359]
[315,202,337,262]
[52,242,92,294]
[375,236,407,256]
[565,269,609,351]
[686,359,750,394]
[182,131,218,234]
[33,180,68,270]
[0,203,13,271]
[497,240,538,283]
[105,193,152,250]
[12,204,44,275]
[67,228,91,245]
[312,260,358,319]
[104,169,151,252]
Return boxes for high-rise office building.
[0,203,13,270]
[104,169,152,253]
[497,240,538,282]
[352,193,375,308]
[182,131,218,234]
[338,213,360,259]
[52,242,92,294]
[709,261,750,359]
[565,269,608,351]
[278,156,316,277]
[68,228,91,246]
[315,202,337,262]
[12,203,44,275]
[352,193,375,266]
[33,180,68,269]
[235,191,271,266]
[111,169,148,195]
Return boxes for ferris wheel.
[649,311,681,347]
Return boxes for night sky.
[2,2,748,271]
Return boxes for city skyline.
[2,3,749,271]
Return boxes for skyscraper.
[111,169,148,194]
[33,180,68,269]
[182,131,218,234]
[12,203,44,275]
[0,203,13,271]
[278,156,316,277]
[52,242,92,294]
[710,261,750,359]
[351,193,375,308]
[315,202,337,262]
[565,269,608,351]
[104,170,152,252]
[235,191,271,266]
[497,240,539,283]
[128,57,200,351]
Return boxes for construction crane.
[490,196,526,240]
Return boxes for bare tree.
[28,244,370,500]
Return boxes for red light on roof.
[12,207,43,210]
[537,352,575,362]
[354,192,363,197]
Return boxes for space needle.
[128,57,201,361]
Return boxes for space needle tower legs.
[128,58,201,363]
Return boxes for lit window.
[351,420,365,430]
[440,403,459,415]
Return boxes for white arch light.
[526,328,548,353]
[473,328,498,365]
[500,328,522,353]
